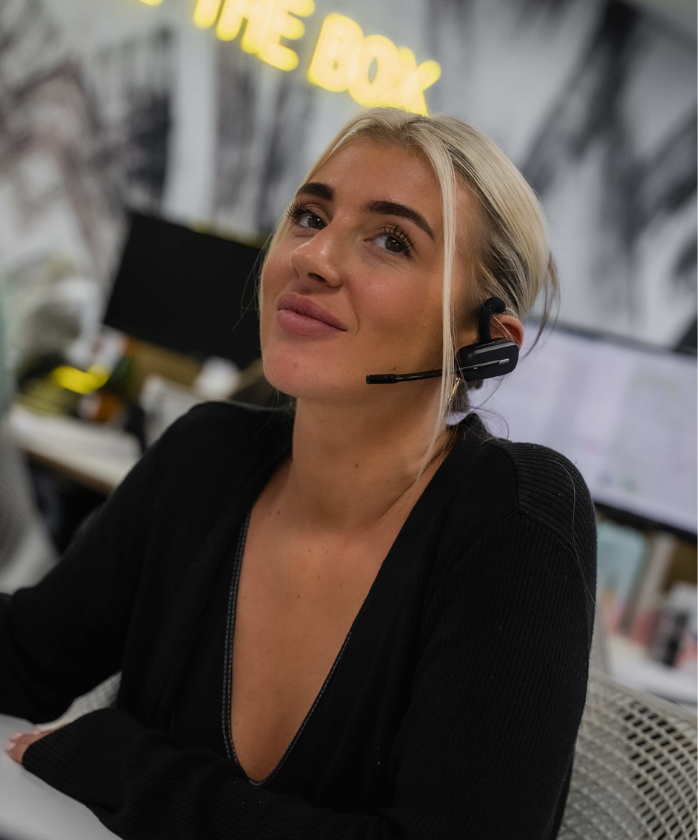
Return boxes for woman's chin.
[262,357,358,403]
[265,377,345,402]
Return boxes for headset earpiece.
[454,297,519,382]
[454,339,519,382]
[366,296,519,385]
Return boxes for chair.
[560,590,697,838]
[560,669,697,838]
[35,671,121,732]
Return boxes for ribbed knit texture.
[1,401,597,840]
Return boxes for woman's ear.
[491,315,524,349]
[455,314,524,351]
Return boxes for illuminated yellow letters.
[193,0,315,71]
[193,0,222,28]
[395,47,441,115]
[191,2,441,110]
[307,13,440,114]
[347,34,402,108]
[307,13,363,91]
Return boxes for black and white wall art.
[0,0,694,348]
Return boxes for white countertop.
[608,633,697,710]
[0,714,117,840]
[8,404,140,495]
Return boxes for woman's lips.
[276,293,346,336]
[276,308,341,336]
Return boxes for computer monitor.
[467,321,697,538]
[103,212,262,369]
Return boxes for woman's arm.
[0,415,171,723]
[18,512,595,840]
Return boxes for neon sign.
[193,0,314,70]
[190,1,441,114]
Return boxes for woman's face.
[260,136,476,403]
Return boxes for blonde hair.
[260,107,559,475]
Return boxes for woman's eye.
[286,202,325,229]
[375,233,409,255]
[297,212,324,230]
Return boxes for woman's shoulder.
[449,413,596,557]
[432,416,597,612]
[491,436,595,549]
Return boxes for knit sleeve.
[22,512,596,840]
[0,407,190,723]
[388,511,596,837]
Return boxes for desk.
[608,633,697,711]
[7,405,140,496]
[0,714,117,840]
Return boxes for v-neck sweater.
[166,508,252,767]
[0,400,598,839]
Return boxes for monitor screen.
[466,322,697,536]
[103,212,262,369]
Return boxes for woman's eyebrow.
[365,200,435,241]
[295,182,334,201]
[293,184,435,242]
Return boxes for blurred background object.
[0,0,695,709]
[0,255,58,591]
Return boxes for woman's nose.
[289,226,347,288]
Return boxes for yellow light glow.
[347,34,402,108]
[215,0,314,71]
[307,13,364,92]
[137,0,164,5]
[306,13,440,114]
[193,0,223,28]
[51,365,111,396]
[396,48,441,115]
[216,0,250,40]
[182,3,442,110]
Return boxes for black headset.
[365,296,519,384]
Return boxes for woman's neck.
[276,397,454,538]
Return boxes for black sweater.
[0,401,597,839]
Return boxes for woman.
[3,108,597,839]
